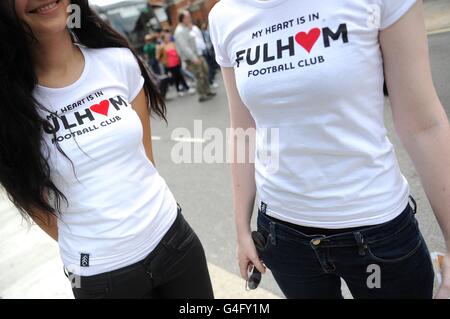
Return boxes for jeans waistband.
[258,196,416,248]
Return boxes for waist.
[257,196,416,246]
[59,194,178,276]
[65,205,183,281]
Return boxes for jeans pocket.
[256,214,275,252]
[366,218,423,263]
[255,227,273,253]
[162,215,196,253]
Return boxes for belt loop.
[269,222,277,246]
[354,231,366,256]
[409,195,417,215]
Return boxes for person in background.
[143,33,161,75]
[190,19,217,88]
[158,31,195,97]
[201,21,219,88]
[174,10,216,103]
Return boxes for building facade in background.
[149,0,219,30]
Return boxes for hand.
[435,253,450,299]
[192,58,202,65]
[237,232,266,281]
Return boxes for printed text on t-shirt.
[43,93,130,144]
[235,12,350,77]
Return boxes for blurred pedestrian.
[143,33,162,75]
[201,21,219,88]
[174,10,216,103]
[158,31,195,97]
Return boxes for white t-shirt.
[209,0,417,228]
[191,25,208,55]
[33,46,177,276]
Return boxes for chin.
[24,0,71,37]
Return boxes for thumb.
[250,255,266,274]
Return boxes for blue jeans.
[257,199,434,299]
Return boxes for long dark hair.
[0,0,167,222]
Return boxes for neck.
[31,30,81,81]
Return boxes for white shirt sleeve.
[380,0,418,30]
[208,8,234,68]
[120,48,145,102]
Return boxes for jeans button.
[311,239,321,246]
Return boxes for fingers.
[237,234,267,281]
[434,255,450,299]
[238,257,250,280]
[238,254,266,281]
[249,255,266,274]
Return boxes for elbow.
[395,117,450,144]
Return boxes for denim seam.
[366,236,423,264]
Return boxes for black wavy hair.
[0,0,167,222]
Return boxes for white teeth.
[35,2,58,14]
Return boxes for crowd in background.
[141,11,219,103]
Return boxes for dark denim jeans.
[67,209,214,299]
[257,199,435,299]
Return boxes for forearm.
[399,118,450,248]
[232,159,257,240]
[223,66,257,240]
[230,123,257,240]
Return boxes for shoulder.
[209,0,233,23]
[174,24,185,35]
[84,46,142,80]
[375,0,418,30]
[82,46,137,66]
[209,0,243,31]
[209,0,235,16]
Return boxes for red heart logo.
[90,100,110,116]
[295,28,321,53]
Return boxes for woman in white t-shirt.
[0,0,213,299]
[210,0,450,298]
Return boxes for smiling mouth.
[29,0,62,14]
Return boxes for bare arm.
[380,0,450,298]
[30,205,58,241]
[131,88,155,165]
[222,67,266,279]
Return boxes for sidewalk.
[425,0,450,34]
